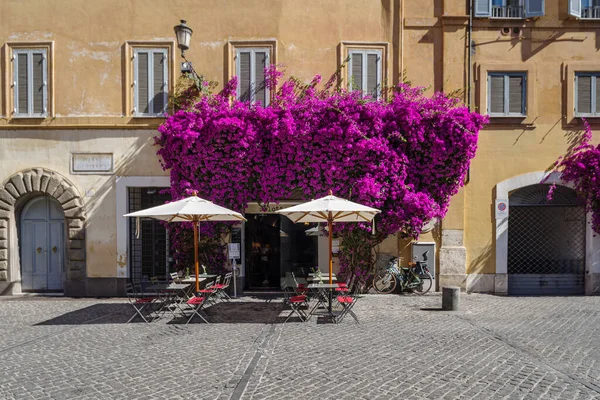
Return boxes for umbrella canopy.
[277,190,381,286]
[277,194,380,224]
[123,195,245,222]
[124,192,246,292]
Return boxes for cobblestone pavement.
[1,293,600,399]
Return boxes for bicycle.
[372,251,433,295]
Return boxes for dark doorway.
[244,214,318,289]
[128,187,172,282]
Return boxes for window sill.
[11,115,48,119]
[132,114,167,119]
[485,116,536,128]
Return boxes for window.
[474,0,544,18]
[12,49,48,117]
[570,0,600,19]
[487,72,527,117]
[235,48,270,105]
[133,48,168,116]
[128,187,171,281]
[348,49,382,99]
[575,73,600,116]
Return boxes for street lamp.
[174,19,193,58]
[174,19,195,74]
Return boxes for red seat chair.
[126,283,156,323]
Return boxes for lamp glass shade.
[174,20,193,53]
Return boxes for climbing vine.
[156,67,487,278]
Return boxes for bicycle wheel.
[413,272,433,295]
[372,270,397,294]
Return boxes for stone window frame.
[1,42,55,120]
[225,40,277,101]
[339,42,389,99]
[475,62,536,125]
[123,41,175,118]
[564,62,600,123]
[115,176,170,279]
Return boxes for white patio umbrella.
[276,190,381,284]
[124,192,246,292]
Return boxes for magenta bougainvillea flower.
[547,120,600,233]
[155,68,487,278]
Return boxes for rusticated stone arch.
[0,168,86,294]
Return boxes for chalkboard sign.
[231,227,242,244]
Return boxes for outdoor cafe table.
[147,282,191,304]
[177,275,217,296]
[307,275,337,282]
[307,283,339,319]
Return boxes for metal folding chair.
[282,288,309,322]
[125,283,155,323]
[213,272,232,301]
[182,295,210,324]
[334,280,365,324]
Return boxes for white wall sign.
[228,243,241,259]
[332,239,340,254]
[495,199,509,219]
[71,153,113,174]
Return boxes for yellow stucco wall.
[0,1,439,281]
[3,0,595,285]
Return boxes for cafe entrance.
[244,214,318,289]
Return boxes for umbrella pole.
[328,218,333,285]
[194,220,199,293]
[328,216,333,315]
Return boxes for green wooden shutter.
[152,52,165,114]
[254,51,267,105]
[239,51,251,102]
[351,53,363,92]
[577,75,592,114]
[32,53,44,114]
[17,53,28,114]
[137,52,149,114]
[367,53,379,98]
[489,75,505,114]
[508,75,524,114]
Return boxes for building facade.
[0,0,598,296]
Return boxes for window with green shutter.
[575,73,600,116]
[235,48,270,106]
[487,72,527,117]
[133,48,168,116]
[348,49,382,100]
[13,49,48,117]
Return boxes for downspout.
[467,0,473,111]
[465,0,474,185]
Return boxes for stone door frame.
[0,168,86,296]
[495,171,600,295]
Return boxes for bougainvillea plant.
[546,120,600,233]
[156,66,487,279]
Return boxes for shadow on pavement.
[34,303,132,325]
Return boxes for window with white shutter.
[235,48,270,106]
[133,48,168,116]
[475,0,544,18]
[348,49,382,100]
[12,49,48,117]
[575,73,600,116]
[487,72,527,117]
[573,0,600,19]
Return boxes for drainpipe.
[465,0,474,185]
[467,0,473,111]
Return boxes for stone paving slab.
[0,294,599,399]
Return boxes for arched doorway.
[507,184,585,295]
[20,196,65,292]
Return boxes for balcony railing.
[491,5,524,19]
[582,6,600,19]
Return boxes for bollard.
[442,286,460,311]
